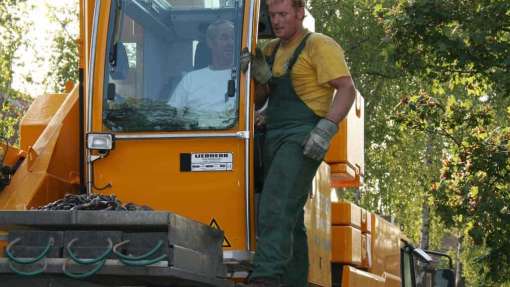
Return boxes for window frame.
[101,0,246,133]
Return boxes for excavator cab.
[86,0,254,254]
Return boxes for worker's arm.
[250,47,272,110]
[303,76,356,161]
[325,76,356,124]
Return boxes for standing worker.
[245,0,357,286]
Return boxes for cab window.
[103,0,244,132]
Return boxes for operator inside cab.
[167,20,236,128]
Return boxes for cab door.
[86,0,254,252]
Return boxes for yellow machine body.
[0,1,424,286]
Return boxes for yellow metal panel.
[369,214,401,279]
[248,0,261,251]
[325,92,364,188]
[331,226,361,265]
[361,208,371,234]
[341,265,385,287]
[325,119,347,162]
[305,163,332,287]
[19,94,67,152]
[0,87,80,210]
[0,144,20,166]
[90,0,111,132]
[361,233,372,269]
[383,272,401,287]
[331,201,361,228]
[93,138,247,250]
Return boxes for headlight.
[87,133,114,150]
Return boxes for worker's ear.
[206,36,214,49]
[296,6,305,21]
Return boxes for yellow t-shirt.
[262,30,351,117]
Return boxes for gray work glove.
[240,47,272,84]
[240,47,251,73]
[303,118,338,161]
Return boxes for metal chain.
[35,193,152,211]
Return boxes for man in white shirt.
[168,20,236,128]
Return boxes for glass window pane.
[103,0,244,132]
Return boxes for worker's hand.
[251,47,272,84]
[240,47,251,73]
[303,118,338,161]
[240,47,272,84]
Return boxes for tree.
[395,92,510,285]
[0,0,31,146]
[311,0,510,284]
[384,0,510,98]
[45,0,79,93]
[0,0,32,190]
[0,0,28,89]
[385,0,510,284]
[309,0,447,251]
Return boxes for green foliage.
[0,0,28,89]
[396,93,510,284]
[45,0,79,92]
[310,0,445,248]
[312,0,510,284]
[384,0,510,97]
[0,0,30,147]
[385,0,510,283]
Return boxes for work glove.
[303,118,338,161]
[239,47,272,85]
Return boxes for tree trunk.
[420,201,430,250]
[455,236,465,287]
[420,139,433,250]
[354,188,361,205]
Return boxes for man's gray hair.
[206,19,234,41]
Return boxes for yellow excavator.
[0,0,455,286]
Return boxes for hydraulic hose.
[66,238,113,265]
[8,260,48,276]
[62,258,106,279]
[112,239,164,261]
[5,237,54,265]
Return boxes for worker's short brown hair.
[266,0,306,8]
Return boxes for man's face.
[208,23,234,66]
[268,0,304,41]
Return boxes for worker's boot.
[236,277,280,287]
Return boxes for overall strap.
[267,40,280,69]
[286,33,312,72]
[267,33,313,71]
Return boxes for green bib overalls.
[251,34,322,286]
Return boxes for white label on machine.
[191,153,233,171]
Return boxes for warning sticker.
[210,218,232,248]
[191,153,233,172]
